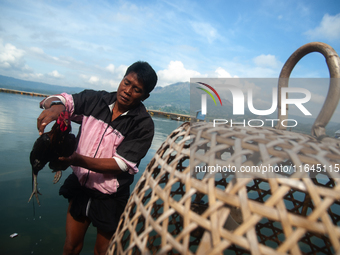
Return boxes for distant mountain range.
[144,82,190,114]
[0,74,190,113]
[1,74,339,136]
[0,75,84,95]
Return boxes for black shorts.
[59,173,130,233]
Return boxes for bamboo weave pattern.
[107,122,340,255]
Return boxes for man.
[37,61,157,255]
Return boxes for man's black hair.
[125,61,158,95]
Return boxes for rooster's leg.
[28,174,42,205]
[53,171,62,184]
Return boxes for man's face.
[116,72,148,110]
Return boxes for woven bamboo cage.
[107,42,340,255]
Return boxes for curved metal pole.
[276,42,340,137]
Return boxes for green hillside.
[144,82,190,114]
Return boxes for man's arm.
[40,96,64,109]
[58,152,124,175]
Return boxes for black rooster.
[28,111,76,205]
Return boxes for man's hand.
[58,151,79,168]
[37,104,65,135]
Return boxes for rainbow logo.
[196,82,222,115]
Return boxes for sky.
[0,0,340,93]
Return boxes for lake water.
[0,92,182,255]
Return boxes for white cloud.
[215,67,238,78]
[89,76,99,84]
[191,22,219,43]
[0,41,26,69]
[79,73,121,90]
[48,70,64,78]
[30,47,45,55]
[305,13,340,40]
[115,65,128,77]
[1,1,337,93]
[80,74,97,84]
[157,60,202,86]
[20,73,43,79]
[106,64,115,73]
[253,54,281,69]
[28,46,72,66]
